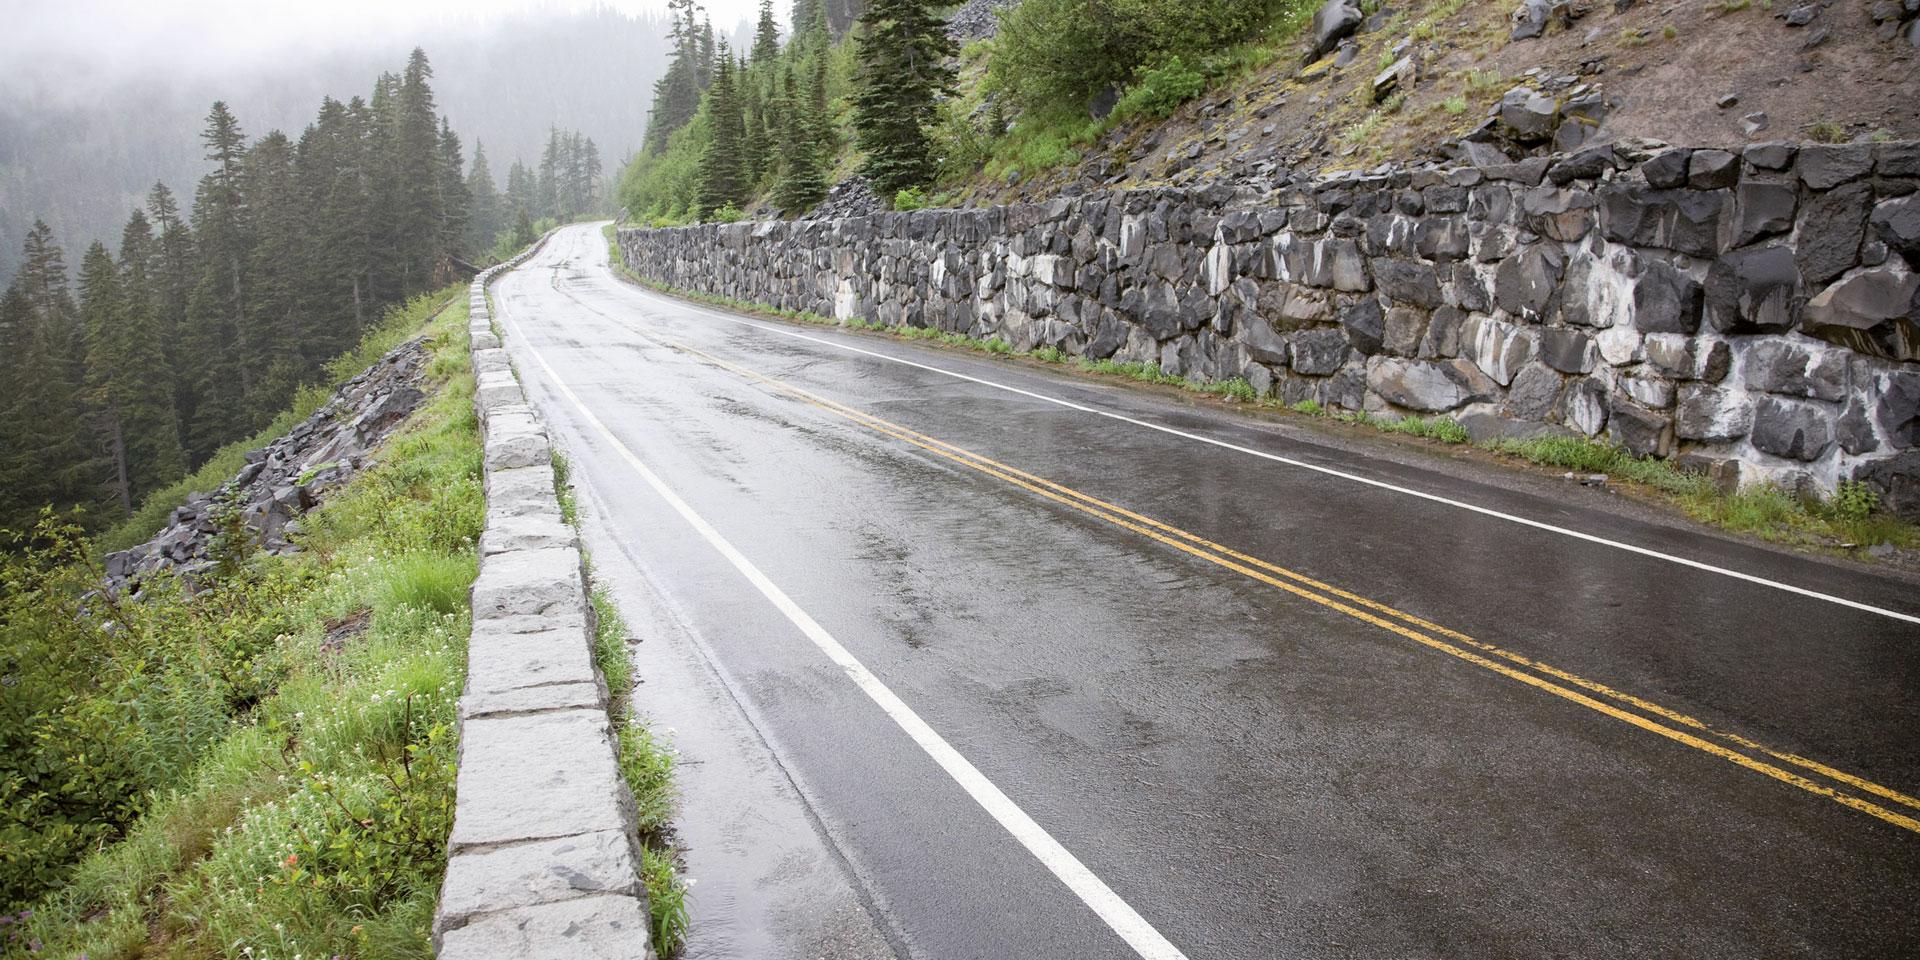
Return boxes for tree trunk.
[106,403,131,517]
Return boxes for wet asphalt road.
[490,224,1920,959]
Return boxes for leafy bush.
[1111,56,1208,121]
[707,203,746,223]
[988,0,1297,112]
[892,187,932,211]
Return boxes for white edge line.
[495,285,1191,960]
[591,263,1920,628]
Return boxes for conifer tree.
[2,226,97,521]
[537,130,558,220]
[78,242,135,515]
[645,0,710,154]
[581,137,604,213]
[114,211,188,500]
[697,44,750,216]
[740,59,768,186]
[182,100,252,458]
[466,141,501,253]
[792,0,820,40]
[851,0,955,196]
[438,118,471,260]
[241,130,306,411]
[773,63,828,212]
[145,182,195,421]
[300,95,377,360]
[0,282,40,527]
[386,49,447,291]
[752,0,782,64]
[505,160,537,227]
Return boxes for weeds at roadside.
[1484,436,1915,549]
[550,418,688,956]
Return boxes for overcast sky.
[0,0,764,88]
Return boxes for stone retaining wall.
[620,141,1920,517]
[433,243,656,959]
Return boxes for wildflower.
[285,853,299,867]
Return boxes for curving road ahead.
[489,223,1920,960]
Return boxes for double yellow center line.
[645,328,1920,837]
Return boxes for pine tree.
[299,95,378,362]
[182,101,252,459]
[78,242,135,515]
[697,44,750,216]
[466,141,501,253]
[1,226,98,523]
[241,130,306,411]
[510,207,536,249]
[114,211,188,501]
[740,58,768,186]
[752,0,782,64]
[850,0,955,196]
[537,128,561,220]
[792,0,820,41]
[773,62,829,212]
[505,160,537,229]
[0,282,39,527]
[387,49,447,291]
[145,182,195,429]
[438,117,471,261]
[581,138,604,213]
[645,0,711,154]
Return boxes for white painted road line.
[497,299,1194,960]
[602,281,1920,628]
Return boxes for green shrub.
[1111,56,1208,121]
[893,186,932,211]
[988,0,1303,111]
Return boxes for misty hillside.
[0,6,675,284]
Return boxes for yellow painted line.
[641,330,1920,837]
[782,383,1920,817]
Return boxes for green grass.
[553,448,581,526]
[7,297,481,958]
[593,586,688,955]
[373,552,479,616]
[550,426,688,956]
[1484,436,1917,549]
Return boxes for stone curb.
[434,236,657,960]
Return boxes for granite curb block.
[434,234,656,960]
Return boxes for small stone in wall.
[1704,244,1801,332]
[1676,384,1754,442]
[1367,357,1500,412]
[1751,395,1837,462]
[1609,395,1674,457]
[1562,376,1609,436]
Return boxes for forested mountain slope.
[0,7,671,286]
[621,0,1919,221]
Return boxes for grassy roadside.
[549,431,689,952]
[601,225,1917,555]
[3,293,481,959]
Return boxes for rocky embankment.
[622,138,1920,517]
[103,338,430,593]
